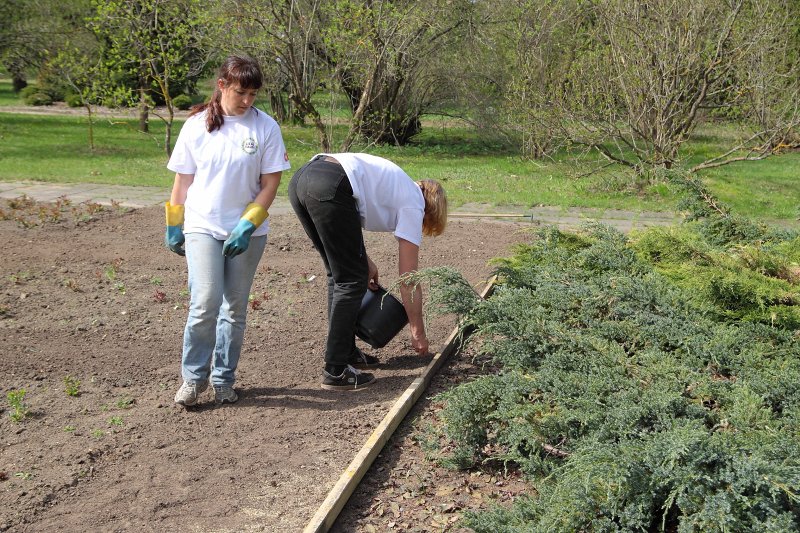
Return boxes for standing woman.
[288,153,447,391]
[165,55,291,406]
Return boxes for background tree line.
[1,0,798,169]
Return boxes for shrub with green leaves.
[422,217,800,532]
[25,92,52,106]
[65,93,83,108]
[172,94,192,110]
[629,226,800,328]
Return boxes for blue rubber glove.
[222,219,256,257]
[165,225,185,256]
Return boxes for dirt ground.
[0,199,533,532]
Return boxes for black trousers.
[288,157,368,367]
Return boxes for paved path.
[0,180,684,233]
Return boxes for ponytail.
[188,54,264,133]
[419,179,448,237]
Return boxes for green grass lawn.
[0,75,20,106]
[0,78,796,223]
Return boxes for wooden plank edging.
[303,277,497,533]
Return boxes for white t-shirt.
[168,108,291,239]
[315,153,425,246]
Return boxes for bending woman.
[288,153,447,391]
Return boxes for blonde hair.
[418,179,447,237]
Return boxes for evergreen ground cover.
[418,185,800,531]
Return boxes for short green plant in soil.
[419,186,800,531]
[7,389,29,423]
[63,375,81,397]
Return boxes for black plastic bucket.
[355,286,409,348]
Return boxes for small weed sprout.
[63,376,81,397]
[84,201,106,215]
[63,425,76,432]
[108,416,123,426]
[62,278,81,292]
[150,277,163,285]
[8,271,32,284]
[116,397,135,409]
[7,389,29,422]
[14,472,33,480]
[115,282,126,294]
[90,429,105,439]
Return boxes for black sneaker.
[321,365,377,391]
[347,347,380,369]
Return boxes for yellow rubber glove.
[240,202,269,227]
[222,203,269,257]
[165,202,184,226]
[165,202,186,256]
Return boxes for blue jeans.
[181,232,267,386]
[288,158,368,367]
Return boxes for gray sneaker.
[214,385,239,404]
[174,381,208,406]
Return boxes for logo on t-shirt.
[241,137,258,155]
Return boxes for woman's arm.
[397,237,428,355]
[254,171,282,209]
[169,173,194,205]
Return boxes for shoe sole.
[214,388,239,404]
[349,361,380,369]
[320,375,377,391]
[175,399,197,406]
[215,396,239,404]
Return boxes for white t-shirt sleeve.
[259,114,291,174]
[394,208,424,246]
[167,116,200,174]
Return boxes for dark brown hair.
[189,55,264,132]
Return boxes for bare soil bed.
[0,199,532,532]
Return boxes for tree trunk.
[339,69,421,147]
[269,90,288,123]
[138,88,149,133]
[164,106,174,158]
[12,75,27,93]
[84,104,94,152]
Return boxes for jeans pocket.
[306,175,344,202]
[306,163,347,202]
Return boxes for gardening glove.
[164,202,186,256]
[222,202,268,258]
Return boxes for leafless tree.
[223,0,332,150]
[497,0,799,173]
[556,0,798,169]
[224,0,475,151]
